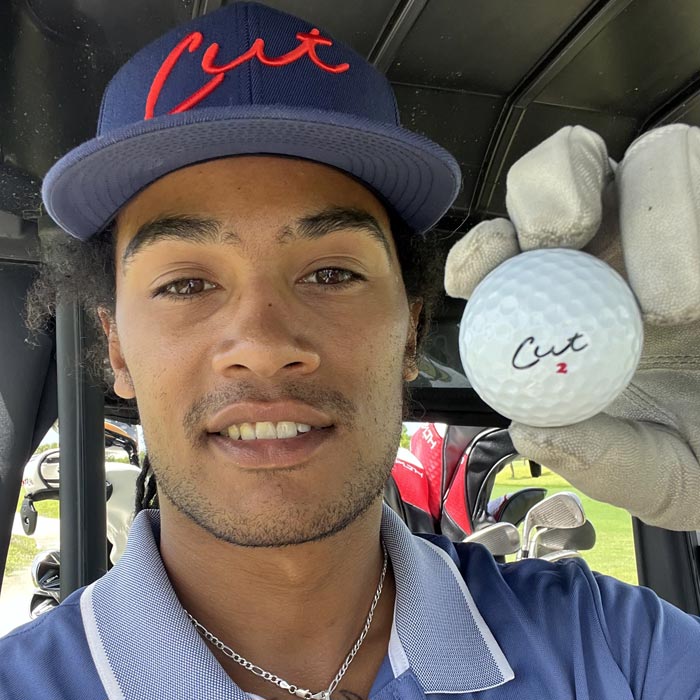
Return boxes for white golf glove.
[444,124,700,531]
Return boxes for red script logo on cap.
[145,28,350,120]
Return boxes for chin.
[160,476,382,548]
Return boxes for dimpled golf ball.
[459,249,643,427]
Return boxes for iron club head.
[464,522,521,556]
[519,491,585,559]
[532,520,596,558]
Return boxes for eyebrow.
[120,206,392,272]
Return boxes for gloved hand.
[444,124,700,531]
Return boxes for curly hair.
[24,211,447,512]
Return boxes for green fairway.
[492,461,638,585]
[5,535,38,576]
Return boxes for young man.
[2,3,699,699]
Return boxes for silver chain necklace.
[186,542,388,700]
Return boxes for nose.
[211,289,321,379]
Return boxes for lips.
[204,400,336,468]
[206,400,334,435]
[208,425,335,469]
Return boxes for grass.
[4,488,58,580]
[493,461,638,585]
[4,535,38,576]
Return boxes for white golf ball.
[459,249,643,427]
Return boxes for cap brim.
[42,105,462,240]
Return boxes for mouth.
[204,401,337,468]
[207,424,336,469]
[215,420,324,441]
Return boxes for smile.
[208,425,335,469]
[219,421,314,440]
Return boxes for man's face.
[103,156,421,546]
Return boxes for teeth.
[240,422,257,440]
[276,421,297,439]
[255,421,277,440]
[219,421,319,440]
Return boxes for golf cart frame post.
[55,298,107,599]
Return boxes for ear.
[403,299,423,382]
[97,307,136,400]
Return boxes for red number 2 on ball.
[556,363,568,374]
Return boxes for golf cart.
[19,421,140,539]
[1,0,699,630]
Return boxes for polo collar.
[381,505,514,693]
[81,506,513,700]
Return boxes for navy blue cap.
[42,1,462,240]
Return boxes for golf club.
[519,491,585,559]
[532,520,596,558]
[464,522,521,557]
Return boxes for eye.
[152,278,217,300]
[300,268,365,286]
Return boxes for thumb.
[444,218,519,300]
[510,415,700,531]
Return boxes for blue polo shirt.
[1,504,699,699]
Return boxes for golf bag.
[385,423,541,539]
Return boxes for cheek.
[113,296,208,425]
[318,277,409,338]
[334,310,410,406]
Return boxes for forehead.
[114,156,394,258]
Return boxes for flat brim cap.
[42,2,462,240]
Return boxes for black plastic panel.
[394,84,503,212]
[647,88,700,130]
[633,519,700,615]
[388,0,593,93]
[254,0,399,57]
[408,387,508,427]
[539,0,700,115]
[0,260,54,594]
[0,212,39,262]
[27,0,195,60]
[1,1,117,180]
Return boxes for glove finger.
[618,124,700,324]
[510,414,700,531]
[444,218,519,299]
[580,176,627,279]
[506,125,613,251]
